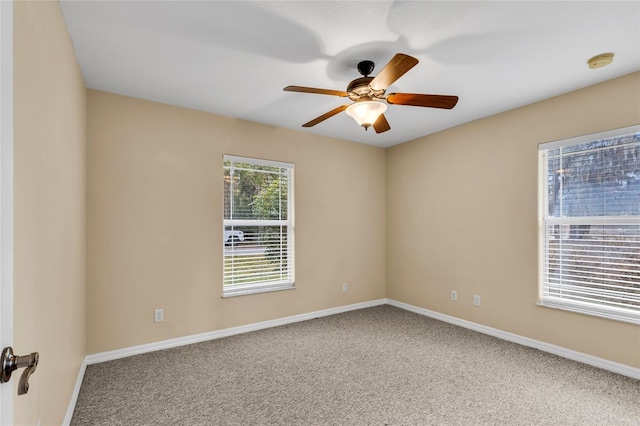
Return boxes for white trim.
[386,299,640,380]
[85,299,387,365]
[538,300,640,326]
[0,1,14,424]
[539,124,640,150]
[223,154,294,170]
[62,360,87,426]
[67,299,640,419]
[222,281,295,298]
[82,298,640,376]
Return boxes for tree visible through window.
[539,125,640,324]
[223,155,294,297]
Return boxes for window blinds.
[539,126,640,324]
[223,155,294,296]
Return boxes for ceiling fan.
[284,53,459,134]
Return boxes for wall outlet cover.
[154,308,164,322]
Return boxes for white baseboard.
[67,299,385,422]
[85,299,387,365]
[386,298,640,380]
[62,358,87,426]
[67,297,639,423]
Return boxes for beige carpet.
[71,305,639,425]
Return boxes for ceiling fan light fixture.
[285,53,457,133]
[345,100,387,130]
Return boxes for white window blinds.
[223,155,294,297]
[539,125,640,324]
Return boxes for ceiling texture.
[59,1,640,148]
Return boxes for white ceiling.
[59,1,640,148]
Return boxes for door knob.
[1,347,39,395]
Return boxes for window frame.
[538,125,640,325]
[223,154,295,297]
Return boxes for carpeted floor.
[71,305,640,425]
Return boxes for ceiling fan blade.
[387,93,459,109]
[284,86,349,97]
[373,114,390,134]
[302,105,349,127]
[369,54,419,92]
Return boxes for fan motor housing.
[346,77,384,101]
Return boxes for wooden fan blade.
[387,93,459,109]
[302,105,349,127]
[284,86,349,97]
[369,54,419,92]
[373,114,390,134]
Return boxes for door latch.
[1,347,39,395]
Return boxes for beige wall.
[387,72,640,368]
[87,75,639,366]
[13,1,87,425]
[9,2,638,423]
[86,90,387,354]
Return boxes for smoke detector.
[587,53,614,69]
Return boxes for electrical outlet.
[154,308,164,322]
[451,290,458,301]
[342,282,348,292]
[473,295,481,307]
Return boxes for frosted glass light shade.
[345,101,387,128]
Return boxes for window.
[223,155,294,297]
[539,125,640,324]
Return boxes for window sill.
[223,282,295,298]
[538,299,640,326]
